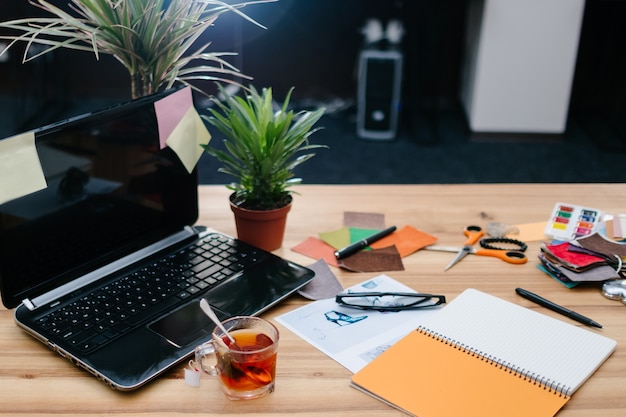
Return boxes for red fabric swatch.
[544,242,605,268]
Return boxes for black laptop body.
[0,88,314,390]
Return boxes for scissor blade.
[424,245,462,253]
[444,247,470,271]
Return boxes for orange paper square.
[370,225,437,257]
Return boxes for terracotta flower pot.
[229,194,292,252]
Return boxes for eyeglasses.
[335,292,446,312]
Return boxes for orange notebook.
[351,289,617,417]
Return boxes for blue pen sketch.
[324,310,368,326]
[309,311,368,344]
[360,280,379,290]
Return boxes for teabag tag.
[185,360,201,387]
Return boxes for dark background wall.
[0,1,625,134]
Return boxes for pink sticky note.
[154,86,193,149]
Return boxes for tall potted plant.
[0,0,273,99]
[202,84,326,251]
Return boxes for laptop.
[0,88,315,390]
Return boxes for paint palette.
[544,202,603,240]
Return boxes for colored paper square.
[350,227,381,244]
[165,106,212,174]
[508,222,548,242]
[154,86,193,149]
[291,237,340,267]
[370,225,438,257]
[343,212,386,229]
[319,227,351,250]
[339,246,404,273]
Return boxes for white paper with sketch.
[276,274,443,373]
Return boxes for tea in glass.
[195,316,279,400]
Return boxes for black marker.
[515,288,602,329]
[334,226,397,259]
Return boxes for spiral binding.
[417,326,572,397]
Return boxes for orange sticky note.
[370,225,437,257]
[508,222,548,242]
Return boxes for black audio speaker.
[357,49,403,140]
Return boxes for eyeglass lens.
[343,294,440,308]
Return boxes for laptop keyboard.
[36,233,265,353]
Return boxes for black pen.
[515,288,602,329]
[334,226,397,259]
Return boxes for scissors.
[426,225,527,270]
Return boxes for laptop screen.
[0,88,199,309]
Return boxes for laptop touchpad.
[149,301,230,347]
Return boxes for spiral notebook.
[351,288,617,417]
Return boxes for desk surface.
[1,184,625,416]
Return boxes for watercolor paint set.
[544,202,604,241]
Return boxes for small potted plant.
[202,84,326,251]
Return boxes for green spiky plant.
[202,85,326,211]
[0,0,273,99]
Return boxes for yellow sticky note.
[165,107,212,174]
[0,132,47,205]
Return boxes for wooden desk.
[1,184,625,416]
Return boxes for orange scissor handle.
[474,248,528,264]
[463,225,485,246]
